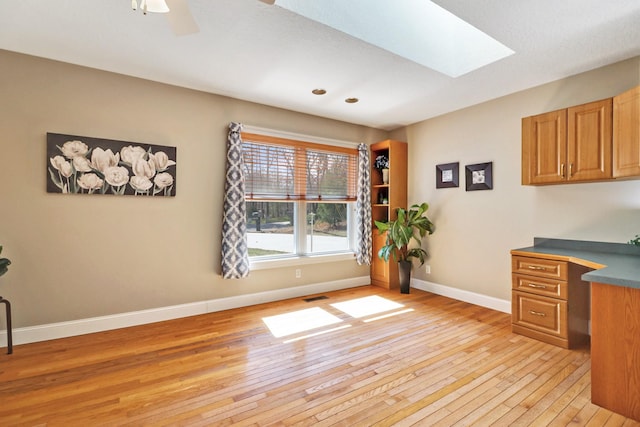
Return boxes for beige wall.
[398,57,640,301]
[0,50,386,328]
[2,49,638,329]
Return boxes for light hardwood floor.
[1,286,638,426]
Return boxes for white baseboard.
[412,278,511,314]
[0,276,370,347]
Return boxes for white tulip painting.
[47,133,177,196]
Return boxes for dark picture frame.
[47,132,177,197]
[465,162,493,191]
[435,162,459,188]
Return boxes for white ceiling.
[1,0,639,131]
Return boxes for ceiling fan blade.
[259,0,276,4]
[165,0,199,36]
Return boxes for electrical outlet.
[295,269,301,278]
[425,265,431,274]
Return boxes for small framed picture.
[436,162,459,188]
[465,162,493,191]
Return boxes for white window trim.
[243,126,361,268]
[249,252,356,271]
[242,125,360,149]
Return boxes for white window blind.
[242,132,357,201]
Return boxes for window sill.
[250,252,356,271]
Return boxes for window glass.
[306,203,350,254]
[246,201,295,257]
[242,132,357,261]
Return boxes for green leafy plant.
[0,246,11,277]
[629,235,640,246]
[374,202,435,265]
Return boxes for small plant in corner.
[0,246,11,277]
[375,202,435,264]
[629,235,640,246]
[375,203,435,293]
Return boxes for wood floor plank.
[0,286,639,426]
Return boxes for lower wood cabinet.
[512,290,567,341]
[591,282,640,421]
[511,255,590,348]
[371,231,398,289]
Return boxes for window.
[242,132,358,261]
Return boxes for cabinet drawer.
[512,256,568,280]
[512,290,567,339]
[512,273,568,299]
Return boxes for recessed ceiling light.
[312,88,327,95]
[345,97,359,104]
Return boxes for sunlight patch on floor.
[283,325,352,343]
[262,307,343,338]
[363,308,415,322]
[331,295,404,318]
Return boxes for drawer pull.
[528,283,547,289]
[527,266,547,271]
[529,310,546,317]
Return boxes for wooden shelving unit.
[370,139,407,290]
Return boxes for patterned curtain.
[221,123,250,279]
[355,143,372,265]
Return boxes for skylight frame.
[273,0,514,77]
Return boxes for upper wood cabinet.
[613,85,640,177]
[522,109,566,184]
[522,98,612,185]
[567,99,612,181]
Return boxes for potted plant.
[374,154,390,184]
[0,246,10,277]
[375,202,435,294]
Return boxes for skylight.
[274,0,514,77]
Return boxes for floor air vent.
[303,296,328,302]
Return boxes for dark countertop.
[511,237,640,289]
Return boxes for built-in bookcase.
[370,139,407,289]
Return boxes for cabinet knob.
[529,310,547,317]
[527,266,546,271]
[561,163,565,178]
[528,283,547,289]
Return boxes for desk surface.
[511,237,640,289]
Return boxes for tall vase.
[382,168,389,184]
[398,260,411,294]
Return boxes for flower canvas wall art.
[47,133,177,196]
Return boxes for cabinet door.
[613,85,640,177]
[370,231,388,284]
[522,109,567,184]
[371,231,400,289]
[591,282,640,421]
[567,99,612,181]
